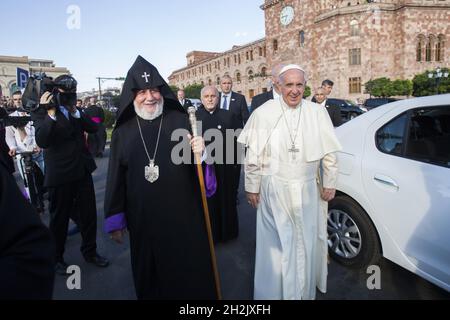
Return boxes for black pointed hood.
[116,55,184,127]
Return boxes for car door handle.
[374,174,399,189]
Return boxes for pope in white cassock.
[238,64,342,300]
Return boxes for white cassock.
[238,97,342,300]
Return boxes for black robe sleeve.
[0,163,55,299]
[104,128,127,220]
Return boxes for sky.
[1,0,266,92]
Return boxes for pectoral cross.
[142,72,150,83]
[289,143,299,160]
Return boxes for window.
[234,55,237,64]
[248,70,254,81]
[259,47,263,56]
[376,113,407,156]
[349,48,361,65]
[236,72,241,82]
[263,46,267,57]
[273,39,278,52]
[249,89,255,99]
[261,67,267,77]
[416,35,425,62]
[246,52,249,60]
[349,77,361,94]
[238,54,241,64]
[299,30,305,47]
[426,36,433,62]
[405,107,450,167]
[350,20,359,37]
[436,35,445,62]
[262,87,268,93]
[250,50,254,61]
[216,77,220,85]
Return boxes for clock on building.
[280,5,294,26]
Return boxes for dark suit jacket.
[324,100,343,127]
[219,91,249,128]
[250,90,274,112]
[33,107,98,187]
[180,99,193,111]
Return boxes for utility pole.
[96,77,125,101]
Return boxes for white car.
[329,94,450,292]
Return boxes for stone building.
[0,55,70,97]
[169,0,449,102]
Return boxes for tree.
[184,83,203,99]
[392,79,413,97]
[364,77,394,97]
[413,68,450,97]
[303,85,311,98]
[169,85,179,95]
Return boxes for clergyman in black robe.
[197,86,240,243]
[84,99,107,157]
[0,157,55,299]
[104,56,217,300]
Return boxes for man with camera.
[33,75,109,275]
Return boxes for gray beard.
[134,97,164,120]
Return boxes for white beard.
[134,97,164,120]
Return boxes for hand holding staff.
[187,106,222,300]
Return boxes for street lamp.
[428,67,449,94]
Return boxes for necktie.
[222,95,228,110]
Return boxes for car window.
[405,106,450,168]
[376,113,407,156]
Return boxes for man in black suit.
[177,89,193,110]
[33,75,109,275]
[312,79,334,103]
[313,87,342,127]
[250,63,284,112]
[219,75,249,128]
[219,75,248,204]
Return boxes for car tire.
[328,195,381,268]
[349,112,357,120]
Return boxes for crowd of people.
[0,56,342,300]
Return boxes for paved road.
[35,147,448,300]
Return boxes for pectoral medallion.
[145,160,159,183]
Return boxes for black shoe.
[55,261,69,276]
[84,253,109,267]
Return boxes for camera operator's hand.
[8,148,16,157]
[40,92,56,117]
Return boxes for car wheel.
[327,196,381,268]
[349,112,357,120]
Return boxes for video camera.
[22,72,56,112]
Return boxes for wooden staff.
[187,106,222,300]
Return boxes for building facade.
[0,55,70,97]
[169,0,449,102]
